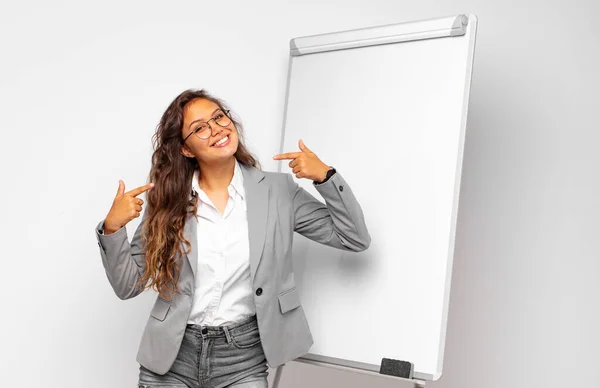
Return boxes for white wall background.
[1,1,598,388]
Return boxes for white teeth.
[214,136,228,146]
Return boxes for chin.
[213,144,238,159]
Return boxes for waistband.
[185,314,258,338]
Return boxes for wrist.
[103,218,120,235]
[320,166,330,182]
[315,166,335,184]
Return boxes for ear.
[181,144,195,158]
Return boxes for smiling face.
[180,98,239,166]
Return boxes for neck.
[197,157,236,192]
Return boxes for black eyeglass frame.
[183,109,232,142]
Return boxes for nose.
[210,123,224,136]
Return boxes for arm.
[94,211,148,300]
[287,171,371,251]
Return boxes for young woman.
[94,89,371,388]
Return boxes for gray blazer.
[95,164,370,375]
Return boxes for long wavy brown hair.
[134,89,260,300]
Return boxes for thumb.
[116,180,125,197]
[298,139,310,152]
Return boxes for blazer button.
[339,185,344,191]
[256,288,263,296]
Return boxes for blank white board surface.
[277,14,477,380]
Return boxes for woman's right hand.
[103,180,155,234]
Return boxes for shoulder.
[262,170,294,195]
[239,163,293,192]
[262,170,290,184]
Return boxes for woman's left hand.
[273,139,330,182]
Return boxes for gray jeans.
[138,314,269,388]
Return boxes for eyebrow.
[188,108,222,129]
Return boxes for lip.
[211,134,231,148]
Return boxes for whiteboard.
[277,14,477,381]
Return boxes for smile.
[212,135,231,148]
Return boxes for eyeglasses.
[183,109,232,142]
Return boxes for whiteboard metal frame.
[276,13,478,385]
[290,15,468,56]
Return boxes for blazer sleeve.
[286,170,371,252]
[94,211,148,300]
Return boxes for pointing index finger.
[274,152,301,160]
[126,183,155,197]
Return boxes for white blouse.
[187,159,255,326]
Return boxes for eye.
[214,113,224,120]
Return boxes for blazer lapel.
[241,163,270,281]
[182,163,269,282]
[182,211,198,278]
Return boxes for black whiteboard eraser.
[379,358,414,379]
